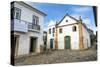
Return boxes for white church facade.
[47,14,91,50]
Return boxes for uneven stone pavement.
[15,47,97,65]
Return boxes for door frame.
[50,39,54,49]
[64,36,71,49]
[29,36,37,53]
[14,35,19,56]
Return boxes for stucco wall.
[47,15,80,50]
[14,2,43,25]
[58,15,77,26]
[58,24,79,50]
[13,2,44,56]
[47,25,55,49]
[82,26,91,49]
[15,31,43,56]
[47,24,80,50]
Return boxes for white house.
[11,1,46,57]
[47,14,91,50]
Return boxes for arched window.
[73,26,77,31]
[49,28,51,34]
[59,28,62,33]
[52,28,55,33]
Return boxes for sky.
[26,2,96,34]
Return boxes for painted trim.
[78,22,84,49]
[58,22,78,28]
[14,35,19,57]
[64,35,65,49]
[29,36,31,54]
[54,25,58,49]
[13,7,21,20]
[29,36,37,54]
[57,14,79,25]
[64,36,71,49]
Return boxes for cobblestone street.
[15,46,97,65]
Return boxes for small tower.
[79,16,82,22]
[78,16,84,49]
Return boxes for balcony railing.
[11,19,40,32]
[28,23,40,31]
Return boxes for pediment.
[57,14,79,26]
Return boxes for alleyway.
[15,46,97,65]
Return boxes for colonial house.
[11,1,46,57]
[47,14,91,50]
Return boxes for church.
[47,14,91,50]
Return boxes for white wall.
[11,19,28,32]
[57,15,79,50]
[47,25,55,49]
[14,2,43,25]
[47,15,80,50]
[15,31,43,55]
[58,24,79,50]
[82,25,91,49]
[14,2,44,55]
[47,24,80,50]
[58,15,78,26]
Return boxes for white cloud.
[70,14,92,30]
[83,19,90,24]
[82,18,96,34]
[43,26,48,31]
[83,18,92,30]
[43,20,56,31]
[48,20,56,26]
[43,21,49,31]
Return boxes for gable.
[58,14,79,26]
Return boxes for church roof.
[57,13,79,25]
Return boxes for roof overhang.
[12,1,47,17]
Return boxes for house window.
[49,28,51,34]
[73,26,77,31]
[11,8,14,19]
[32,15,39,25]
[59,28,62,33]
[53,33,54,37]
[53,28,55,33]
[14,8,21,19]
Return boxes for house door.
[30,37,37,53]
[65,36,70,49]
[50,39,54,49]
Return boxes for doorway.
[11,33,19,65]
[14,35,19,56]
[29,37,37,53]
[50,39,54,49]
[64,36,70,49]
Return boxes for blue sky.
[27,2,96,33]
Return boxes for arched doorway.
[50,39,54,49]
[64,36,71,49]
